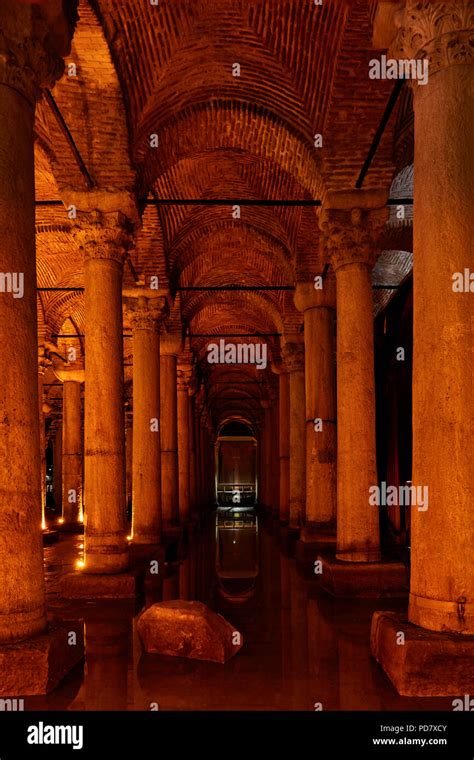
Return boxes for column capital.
[320,192,388,272]
[125,295,169,332]
[73,211,135,264]
[294,275,336,311]
[53,364,85,384]
[177,365,194,391]
[37,352,51,376]
[0,0,78,105]
[160,332,183,356]
[389,2,474,80]
[282,341,305,373]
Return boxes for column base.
[56,522,84,534]
[371,611,474,696]
[60,568,144,599]
[295,522,336,561]
[42,529,59,545]
[316,553,408,597]
[0,622,84,696]
[278,525,300,556]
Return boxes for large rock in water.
[137,601,243,664]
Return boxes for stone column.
[177,366,193,522]
[391,3,474,633]
[278,370,290,524]
[271,396,280,515]
[0,0,76,646]
[126,295,168,545]
[74,213,133,574]
[160,335,181,528]
[262,401,273,509]
[37,353,48,529]
[295,278,337,532]
[320,194,387,562]
[62,377,83,524]
[282,342,306,529]
[188,393,197,515]
[125,410,133,514]
[54,422,63,513]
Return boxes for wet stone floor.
[27,512,452,712]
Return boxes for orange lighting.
[76,560,85,570]
[58,518,64,524]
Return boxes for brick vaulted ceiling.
[34,0,409,427]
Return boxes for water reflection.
[216,509,259,601]
[30,512,455,711]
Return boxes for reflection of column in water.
[337,625,381,711]
[289,563,309,709]
[306,596,339,710]
[279,554,292,707]
[83,619,130,711]
[162,569,180,601]
[179,558,190,600]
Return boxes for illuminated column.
[277,368,290,523]
[160,335,180,528]
[0,0,76,644]
[75,213,133,574]
[125,409,133,514]
[177,365,193,522]
[188,393,197,515]
[295,278,337,531]
[321,193,387,562]
[391,4,474,633]
[282,342,306,529]
[61,377,83,524]
[127,295,168,545]
[261,401,273,509]
[271,396,280,515]
[54,422,63,513]
[37,352,49,528]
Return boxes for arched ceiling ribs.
[136,102,323,199]
[36,0,135,194]
[184,291,283,336]
[171,224,294,288]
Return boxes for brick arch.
[172,224,294,289]
[35,0,135,192]
[136,102,322,199]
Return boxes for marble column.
[125,410,133,514]
[295,278,337,531]
[282,342,306,529]
[277,368,290,523]
[177,366,193,522]
[54,422,63,513]
[390,3,474,633]
[320,194,387,562]
[160,335,181,528]
[75,213,133,574]
[188,393,197,515]
[127,295,168,545]
[261,401,273,509]
[62,378,83,524]
[37,353,48,529]
[0,0,76,644]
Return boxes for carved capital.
[320,206,387,272]
[282,342,305,373]
[389,2,474,81]
[0,1,78,104]
[126,296,169,333]
[177,366,194,391]
[294,276,336,312]
[73,211,134,265]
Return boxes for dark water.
[27,512,452,711]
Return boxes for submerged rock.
[137,600,243,664]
